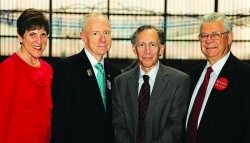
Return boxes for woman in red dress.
[0,8,53,143]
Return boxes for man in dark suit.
[112,25,190,143]
[185,12,250,143]
[51,12,120,143]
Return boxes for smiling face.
[18,27,48,59]
[80,15,111,62]
[132,29,164,73]
[200,21,233,64]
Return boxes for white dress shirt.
[138,61,159,95]
[84,48,105,77]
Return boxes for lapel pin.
[87,69,93,76]
[214,77,228,91]
[107,80,111,90]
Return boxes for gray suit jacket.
[112,62,190,143]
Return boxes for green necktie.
[95,63,106,110]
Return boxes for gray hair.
[81,12,110,31]
[131,25,166,45]
[200,12,233,32]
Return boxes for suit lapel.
[79,50,95,79]
[190,62,206,94]
[104,61,112,91]
[79,50,106,112]
[104,60,120,112]
[209,54,235,96]
[146,64,170,120]
[128,66,140,121]
[199,54,236,128]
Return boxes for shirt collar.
[139,61,159,81]
[205,51,230,75]
[84,48,104,67]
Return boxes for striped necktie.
[137,75,150,143]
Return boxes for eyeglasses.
[198,32,229,41]
[136,42,159,49]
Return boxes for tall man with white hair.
[51,12,120,143]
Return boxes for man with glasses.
[112,25,190,143]
[185,12,250,143]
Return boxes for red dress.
[0,53,53,143]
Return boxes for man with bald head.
[51,12,120,143]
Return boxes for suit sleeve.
[151,74,190,143]
[50,62,72,143]
[243,77,250,143]
[0,63,16,143]
[112,77,133,143]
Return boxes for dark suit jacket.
[112,63,190,143]
[185,53,250,143]
[50,49,121,143]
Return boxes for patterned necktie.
[137,75,150,143]
[186,66,213,143]
[95,63,106,110]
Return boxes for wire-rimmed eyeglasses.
[198,32,229,41]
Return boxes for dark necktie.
[186,66,213,143]
[137,75,150,143]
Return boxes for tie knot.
[142,75,149,82]
[95,63,104,73]
[206,66,213,75]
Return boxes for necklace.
[17,50,40,67]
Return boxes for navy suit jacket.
[51,49,120,143]
[185,53,250,143]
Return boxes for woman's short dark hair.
[17,8,49,37]
[131,25,166,45]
